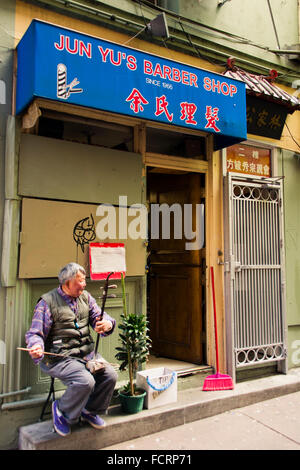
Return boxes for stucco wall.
[0,0,16,388]
[281,148,300,368]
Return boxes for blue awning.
[16,20,247,150]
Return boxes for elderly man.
[25,262,117,437]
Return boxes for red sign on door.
[89,242,126,280]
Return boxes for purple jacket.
[25,285,116,364]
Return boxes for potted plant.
[115,274,151,413]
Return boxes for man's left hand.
[94,318,113,334]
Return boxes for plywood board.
[19,198,146,278]
[18,134,143,206]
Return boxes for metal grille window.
[225,175,287,371]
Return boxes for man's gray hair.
[58,262,86,285]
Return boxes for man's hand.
[94,318,113,334]
[29,344,44,359]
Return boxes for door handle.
[230,256,241,280]
[146,265,157,277]
[234,261,241,272]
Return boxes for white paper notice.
[90,246,126,274]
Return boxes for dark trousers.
[40,358,118,424]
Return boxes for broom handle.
[210,266,220,374]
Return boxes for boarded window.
[19,198,146,278]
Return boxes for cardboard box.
[136,367,177,409]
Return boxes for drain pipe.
[0,386,31,400]
[1,388,64,411]
[0,386,32,410]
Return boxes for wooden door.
[147,171,205,364]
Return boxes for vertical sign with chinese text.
[247,95,287,140]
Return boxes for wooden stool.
[39,377,55,421]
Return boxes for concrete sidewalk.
[19,368,300,450]
[103,390,300,450]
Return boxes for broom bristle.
[202,373,234,391]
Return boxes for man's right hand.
[29,344,44,359]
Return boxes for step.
[19,367,300,450]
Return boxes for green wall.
[0,0,16,394]
[282,149,300,368]
[0,0,16,450]
[181,0,298,51]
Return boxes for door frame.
[142,123,225,369]
[146,171,205,363]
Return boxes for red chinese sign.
[226,144,271,177]
[125,88,221,130]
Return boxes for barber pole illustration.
[57,63,68,99]
[57,63,83,100]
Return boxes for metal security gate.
[224,174,287,377]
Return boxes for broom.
[202,266,234,391]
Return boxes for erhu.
[85,271,117,373]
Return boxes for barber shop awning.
[16,20,247,150]
[223,58,300,139]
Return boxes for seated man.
[25,262,117,437]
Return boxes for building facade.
[0,0,300,449]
